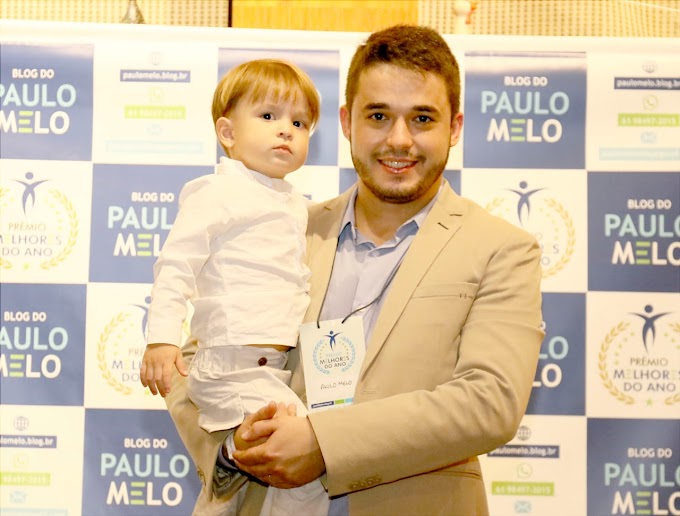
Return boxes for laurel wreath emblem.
[598,321,634,404]
[484,198,504,214]
[484,196,575,278]
[0,187,78,270]
[41,189,78,270]
[97,312,133,395]
[542,198,575,278]
[0,187,12,270]
[599,320,680,406]
[665,392,680,406]
[313,341,330,375]
[313,337,356,375]
[665,322,680,406]
[341,339,356,373]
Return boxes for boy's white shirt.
[146,157,311,349]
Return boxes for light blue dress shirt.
[322,186,439,516]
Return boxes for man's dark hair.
[345,25,461,117]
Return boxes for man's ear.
[215,117,235,150]
[339,105,351,141]
[450,112,464,147]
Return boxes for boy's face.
[216,92,312,179]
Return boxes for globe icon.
[516,425,531,441]
[14,416,29,431]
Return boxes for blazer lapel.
[360,184,467,379]
[304,188,354,324]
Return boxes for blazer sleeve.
[308,227,544,497]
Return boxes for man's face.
[340,63,463,205]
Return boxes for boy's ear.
[215,117,235,150]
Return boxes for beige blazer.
[166,182,544,516]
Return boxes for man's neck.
[354,180,440,246]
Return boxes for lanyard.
[316,235,406,328]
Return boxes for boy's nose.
[278,120,293,139]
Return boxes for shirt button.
[258,357,267,366]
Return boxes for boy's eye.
[261,113,272,120]
[293,120,306,128]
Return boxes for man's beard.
[351,151,449,204]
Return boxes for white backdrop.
[0,21,678,516]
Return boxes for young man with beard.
[166,24,544,516]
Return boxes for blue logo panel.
[217,49,340,166]
[89,164,210,283]
[0,283,86,405]
[588,172,680,292]
[526,293,585,415]
[339,168,357,194]
[587,418,680,516]
[82,409,201,515]
[463,51,586,169]
[0,43,94,160]
[443,170,462,195]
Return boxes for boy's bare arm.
[140,343,188,396]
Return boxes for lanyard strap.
[316,236,406,328]
[340,259,404,324]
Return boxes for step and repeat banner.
[0,20,678,516]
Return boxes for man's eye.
[370,113,385,121]
[416,115,433,123]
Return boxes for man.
[166,24,544,515]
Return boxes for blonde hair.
[212,59,321,130]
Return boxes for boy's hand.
[140,344,188,397]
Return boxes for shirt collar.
[218,156,290,192]
[338,182,443,243]
[338,189,359,240]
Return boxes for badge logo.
[598,305,679,406]
[0,172,78,272]
[95,295,190,396]
[312,330,356,375]
[485,181,576,278]
[96,296,151,395]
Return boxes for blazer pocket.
[394,282,480,378]
[412,281,479,299]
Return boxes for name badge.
[299,316,366,413]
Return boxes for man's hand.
[140,343,188,396]
[233,403,325,488]
[233,401,291,452]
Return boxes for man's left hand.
[233,411,325,488]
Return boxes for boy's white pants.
[188,345,330,516]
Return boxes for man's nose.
[386,118,413,149]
